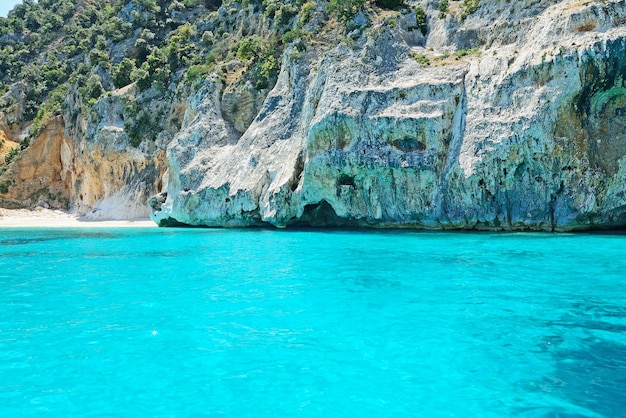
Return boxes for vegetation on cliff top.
[0,0,218,121]
[0,0,319,133]
[0,0,481,165]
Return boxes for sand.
[0,208,157,228]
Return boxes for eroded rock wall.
[152,0,626,230]
[65,87,169,219]
[0,84,170,218]
[0,117,72,209]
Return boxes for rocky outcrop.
[152,0,626,230]
[0,117,72,209]
[0,84,169,218]
[64,86,169,219]
[0,0,268,220]
[2,0,625,230]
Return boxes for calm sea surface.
[1,227,625,417]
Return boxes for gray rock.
[151,0,626,231]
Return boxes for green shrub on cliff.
[297,2,316,27]
[30,104,52,137]
[78,75,104,106]
[262,0,280,18]
[113,58,137,89]
[327,0,365,24]
[4,147,20,165]
[245,37,281,90]
[415,5,427,35]
[282,28,310,45]
[131,67,151,91]
[461,0,479,20]
[410,52,430,66]
[164,23,197,69]
[274,3,298,30]
[438,0,448,18]
[254,54,279,89]
[184,64,213,84]
[236,36,265,61]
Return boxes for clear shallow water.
[1,228,625,417]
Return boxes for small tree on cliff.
[327,0,365,24]
[112,58,136,89]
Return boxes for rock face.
[2,0,626,229]
[152,0,626,230]
[0,118,72,209]
[63,87,169,219]
[0,85,169,218]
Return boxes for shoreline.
[2,208,624,233]
[0,208,157,228]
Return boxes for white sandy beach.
[0,208,157,228]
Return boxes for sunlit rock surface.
[152,0,626,230]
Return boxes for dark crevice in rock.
[204,0,223,11]
[337,174,356,188]
[158,216,190,227]
[550,181,565,232]
[391,137,426,152]
[293,200,358,227]
[288,151,305,192]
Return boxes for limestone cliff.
[151,0,626,230]
[0,118,72,209]
[1,0,626,230]
[0,85,169,218]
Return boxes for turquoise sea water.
[1,228,625,417]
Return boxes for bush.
[112,58,136,88]
[201,31,214,46]
[30,103,50,136]
[455,47,479,59]
[89,43,109,66]
[327,0,365,24]
[262,0,280,17]
[236,36,264,61]
[274,4,298,29]
[184,64,212,84]
[0,181,10,194]
[438,0,448,18]
[282,29,310,45]
[125,113,157,147]
[78,74,104,104]
[298,2,316,27]
[131,66,151,91]
[410,52,430,66]
[4,147,20,165]
[254,55,279,89]
[415,5,427,35]
[461,0,479,20]
[131,49,171,91]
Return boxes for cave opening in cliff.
[293,200,359,228]
[337,174,356,188]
